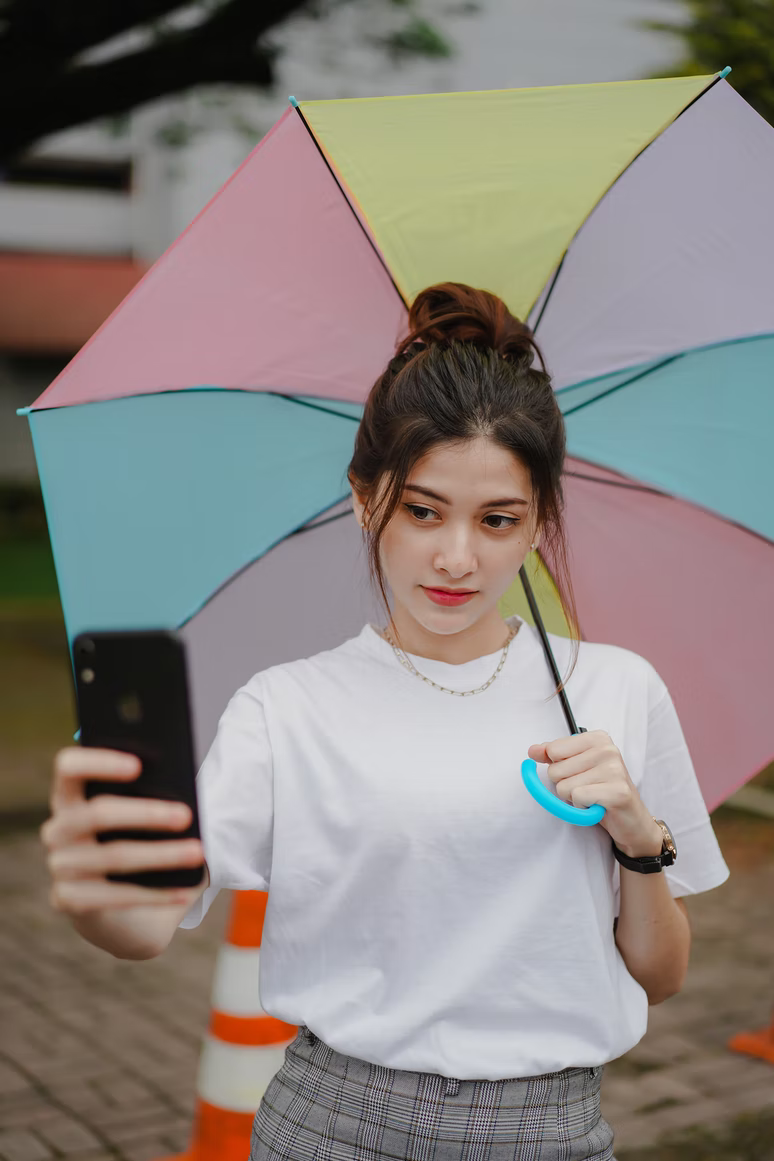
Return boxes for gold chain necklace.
[380,623,518,696]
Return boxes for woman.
[43,283,729,1160]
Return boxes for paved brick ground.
[0,811,772,1161]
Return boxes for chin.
[410,597,482,634]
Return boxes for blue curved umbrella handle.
[521,759,606,827]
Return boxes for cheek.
[487,541,531,589]
[377,525,412,578]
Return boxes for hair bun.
[397,282,542,367]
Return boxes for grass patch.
[0,482,60,600]
[618,1106,774,1161]
[0,539,59,599]
[0,596,75,817]
[635,1096,682,1115]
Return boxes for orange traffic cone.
[728,1006,774,1065]
[163,890,298,1160]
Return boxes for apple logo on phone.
[117,693,143,724]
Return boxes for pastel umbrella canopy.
[19,71,773,812]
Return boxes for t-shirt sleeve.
[179,677,274,929]
[613,664,730,918]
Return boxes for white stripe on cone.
[197,1037,291,1112]
[211,945,264,1016]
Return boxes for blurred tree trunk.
[0,0,453,164]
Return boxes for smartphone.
[73,629,205,889]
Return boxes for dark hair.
[347,281,580,693]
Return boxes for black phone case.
[74,629,204,889]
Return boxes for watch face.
[657,820,677,857]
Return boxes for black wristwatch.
[612,819,677,874]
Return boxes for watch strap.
[612,820,677,874]
[612,843,674,873]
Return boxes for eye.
[404,504,438,522]
[404,504,520,530]
[483,514,521,530]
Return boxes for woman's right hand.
[42,746,206,920]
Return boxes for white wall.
[0,186,132,255]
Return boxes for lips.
[427,588,476,595]
[422,586,478,606]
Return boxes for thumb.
[527,743,550,763]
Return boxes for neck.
[383,607,517,664]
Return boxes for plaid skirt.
[249,1026,616,1161]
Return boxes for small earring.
[531,543,535,550]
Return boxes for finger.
[49,838,204,880]
[50,879,200,916]
[528,732,601,765]
[42,796,192,849]
[52,747,142,810]
[566,783,610,809]
[553,773,602,807]
[543,752,599,784]
[554,770,629,810]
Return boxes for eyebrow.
[404,485,529,508]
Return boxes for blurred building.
[0,0,679,483]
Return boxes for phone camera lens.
[77,638,96,658]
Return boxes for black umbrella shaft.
[518,565,584,736]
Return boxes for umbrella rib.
[289,506,354,536]
[559,354,681,416]
[565,464,774,548]
[271,391,362,421]
[530,252,567,334]
[177,493,354,629]
[531,72,729,335]
[563,469,666,496]
[290,104,409,312]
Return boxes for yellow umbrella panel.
[301,76,713,319]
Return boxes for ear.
[531,526,542,553]
[351,486,366,530]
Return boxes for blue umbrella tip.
[288,95,300,108]
[16,406,32,416]
[719,65,732,79]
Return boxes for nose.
[432,524,478,579]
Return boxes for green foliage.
[0,484,58,600]
[645,0,774,125]
[382,16,453,60]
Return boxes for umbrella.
[18,69,774,813]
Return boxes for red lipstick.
[422,587,477,607]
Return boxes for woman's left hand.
[527,731,663,856]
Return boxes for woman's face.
[353,436,540,642]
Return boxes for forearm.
[614,858,691,1004]
[70,867,208,960]
[71,902,191,960]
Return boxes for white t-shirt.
[180,613,729,1079]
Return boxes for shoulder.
[235,628,371,701]
[546,630,667,712]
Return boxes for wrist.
[614,818,665,860]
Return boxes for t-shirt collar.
[360,613,528,681]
